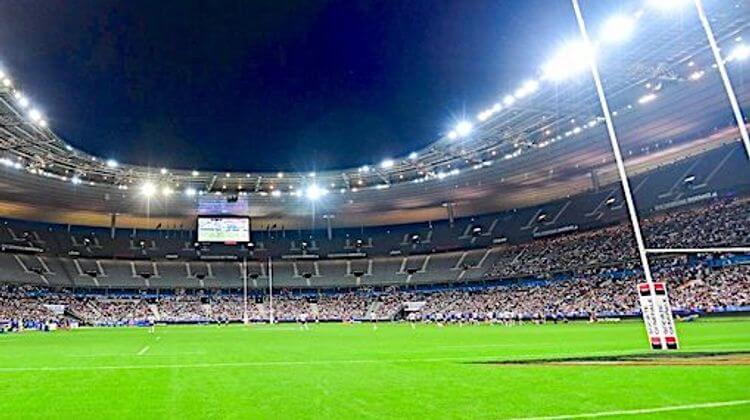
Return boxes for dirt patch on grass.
[477,351,750,366]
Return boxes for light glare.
[455,121,473,137]
[141,182,157,197]
[600,15,636,43]
[305,184,327,200]
[542,41,595,81]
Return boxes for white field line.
[66,351,206,359]
[137,346,150,356]
[508,399,750,419]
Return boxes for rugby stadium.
[0,0,749,418]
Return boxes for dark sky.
[0,0,584,172]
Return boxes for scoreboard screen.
[197,216,250,243]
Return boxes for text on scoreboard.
[197,216,250,243]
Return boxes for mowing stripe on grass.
[511,399,750,419]
[0,349,646,373]
[137,346,150,356]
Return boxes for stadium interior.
[0,0,749,418]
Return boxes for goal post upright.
[242,256,248,325]
[693,0,750,161]
[268,256,274,324]
[571,0,672,349]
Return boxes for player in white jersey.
[147,315,156,333]
[299,313,310,330]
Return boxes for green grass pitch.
[0,319,748,419]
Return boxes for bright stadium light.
[191,170,199,177]
[728,44,750,62]
[455,120,473,137]
[71,176,82,185]
[271,190,281,197]
[160,168,168,175]
[689,70,705,80]
[408,152,418,160]
[2,78,11,87]
[447,130,458,140]
[600,15,636,43]
[514,79,539,99]
[28,108,42,122]
[638,93,657,104]
[542,41,595,81]
[140,181,157,197]
[16,94,29,108]
[305,184,327,200]
[184,187,197,197]
[106,159,118,168]
[380,159,394,169]
[162,186,173,196]
[503,95,515,106]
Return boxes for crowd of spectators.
[1,260,748,326]
[484,198,749,279]
[2,198,748,328]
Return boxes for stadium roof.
[0,0,748,228]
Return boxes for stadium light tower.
[570,0,677,350]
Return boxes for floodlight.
[305,184,327,200]
[408,152,418,160]
[140,182,157,197]
[447,131,458,140]
[380,159,394,169]
[29,109,42,121]
[689,70,705,80]
[162,186,173,196]
[503,95,516,106]
[106,159,118,168]
[455,120,473,137]
[2,78,11,87]
[17,95,29,108]
[184,187,197,197]
[514,80,539,99]
[728,44,750,62]
[71,176,82,185]
[638,93,657,104]
[38,120,48,128]
[277,172,284,178]
[160,168,168,175]
[191,170,199,177]
[271,190,281,197]
[542,41,595,81]
[600,15,636,43]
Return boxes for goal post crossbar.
[646,247,750,255]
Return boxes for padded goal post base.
[638,282,679,350]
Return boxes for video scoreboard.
[196,216,251,244]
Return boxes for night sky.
[0,0,589,172]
